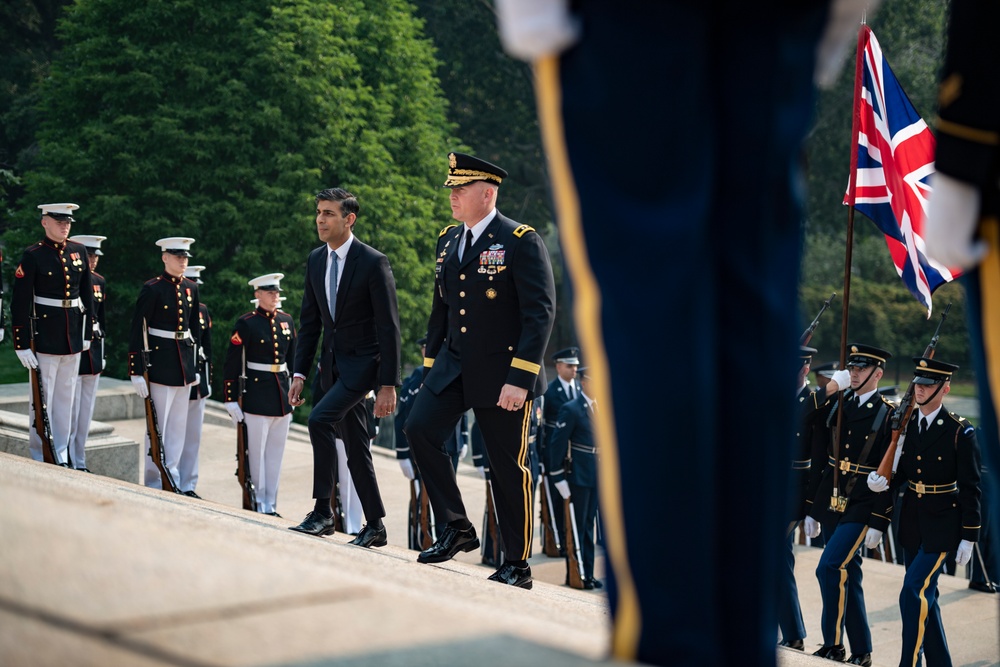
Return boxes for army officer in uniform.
[405,152,556,589]
[224,273,297,516]
[127,237,201,490]
[867,357,981,667]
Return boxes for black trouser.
[308,377,384,520]
[406,376,534,561]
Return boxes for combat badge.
[486,288,497,300]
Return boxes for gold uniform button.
[508,346,514,352]
[460,274,466,281]
[916,455,921,461]
[459,291,466,298]
[461,327,467,333]
[460,309,466,315]
[917,469,922,474]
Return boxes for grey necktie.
[329,251,339,320]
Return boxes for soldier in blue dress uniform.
[67,234,108,472]
[806,344,896,666]
[223,273,297,516]
[12,203,94,466]
[866,357,981,667]
[548,366,601,589]
[127,237,201,489]
[541,346,581,555]
[179,264,212,498]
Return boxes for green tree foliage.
[10,0,453,388]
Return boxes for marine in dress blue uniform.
[547,366,601,589]
[405,153,556,588]
[806,344,896,666]
[67,235,107,472]
[12,203,94,465]
[541,346,581,555]
[224,273,297,516]
[180,264,212,498]
[867,358,982,667]
[127,237,201,489]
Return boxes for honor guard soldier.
[67,234,108,472]
[223,273,296,515]
[547,366,601,589]
[179,264,212,498]
[128,237,201,489]
[405,152,556,589]
[542,346,582,555]
[866,358,982,667]
[12,203,94,465]
[805,344,896,666]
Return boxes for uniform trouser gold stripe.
[533,54,640,658]
[518,401,533,560]
[909,552,947,667]
[834,528,868,645]
[980,219,1000,445]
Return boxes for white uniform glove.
[476,466,486,479]
[925,172,987,270]
[955,539,974,567]
[193,372,200,386]
[867,471,889,493]
[83,339,91,351]
[459,444,468,461]
[495,0,580,61]
[0,328,4,343]
[130,375,149,399]
[864,527,883,550]
[814,0,884,88]
[830,369,851,391]
[804,516,822,539]
[554,479,571,499]
[224,402,244,425]
[16,348,39,370]
[399,459,415,480]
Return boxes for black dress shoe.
[183,490,202,499]
[417,525,479,563]
[488,563,533,589]
[846,653,871,666]
[813,644,846,661]
[75,467,93,473]
[778,638,805,650]
[289,511,336,537]
[349,523,388,548]
[969,580,997,594]
[267,511,282,518]
[58,462,70,468]
[587,577,603,590]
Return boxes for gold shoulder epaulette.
[439,224,458,238]
[513,224,535,238]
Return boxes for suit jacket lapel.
[314,248,334,321]
[335,241,362,321]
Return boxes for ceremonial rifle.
[235,347,257,510]
[539,473,562,556]
[482,478,502,566]
[418,478,435,550]
[141,319,181,492]
[28,301,57,465]
[876,303,951,479]
[564,497,585,589]
[800,293,837,346]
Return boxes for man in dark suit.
[548,366,600,589]
[288,187,401,549]
[805,344,896,667]
[541,346,581,555]
[867,356,981,667]
[404,152,556,589]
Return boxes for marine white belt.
[148,327,192,341]
[247,362,287,373]
[34,295,83,310]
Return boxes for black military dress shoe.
[75,467,93,473]
[267,511,282,518]
[846,652,872,666]
[778,638,804,650]
[488,563,533,589]
[349,523,388,548]
[587,577,603,590]
[183,490,202,499]
[417,525,480,563]
[969,580,997,594]
[289,511,336,537]
[813,644,846,661]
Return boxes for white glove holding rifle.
[867,471,889,493]
[829,369,851,392]
[224,402,244,426]
[16,348,39,370]
[130,375,148,399]
[554,479,571,499]
[399,458,415,480]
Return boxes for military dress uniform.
[180,265,212,497]
[548,387,600,588]
[541,346,582,554]
[223,274,296,515]
[128,238,201,489]
[11,203,94,465]
[807,344,896,663]
[885,358,981,667]
[405,153,556,583]
[67,235,108,471]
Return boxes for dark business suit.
[405,211,556,562]
[294,236,401,520]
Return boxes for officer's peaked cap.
[38,202,79,221]
[68,235,106,255]
[845,344,891,368]
[248,273,284,292]
[552,347,581,365]
[184,265,206,284]
[911,356,958,385]
[156,237,195,257]
[444,152,508,188]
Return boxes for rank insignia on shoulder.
[439,224,458,237]
[512,224,535,238]
[14,264,24,278]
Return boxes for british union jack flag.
[844,26,956,316]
